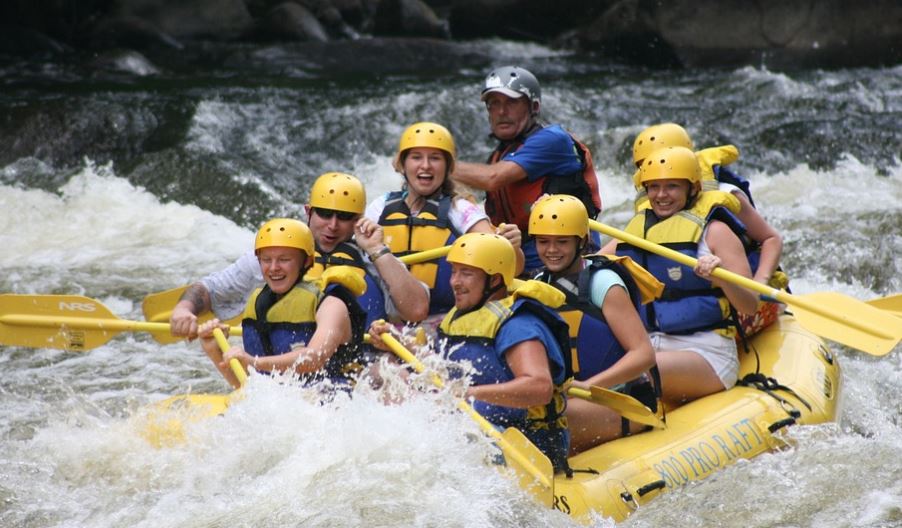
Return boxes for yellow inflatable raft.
[553,314,841,522]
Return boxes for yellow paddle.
[0,294,241,351]
[567,386,665,428]
[590,220,901,356]
[867,293,902,318]
[141,245,454,343]
[379,332,554,507]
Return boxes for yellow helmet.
[638,146,701,185]
[255,218,315,258]
[632,123,694,166]
[308,172,366,214]
[394,122,456,173]
[529,194,588,238]
[446,232,516,289]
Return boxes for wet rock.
[225,36,490,74]
[113,0,254,40]
[90,15,183,50]
[89,49,161,76]
[575,0,902,68]
[447,0,608,40]
[374,0,449,38]
[0,25,69,55]
[259,2,330,42]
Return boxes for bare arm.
[453,160,528,192]
[170,283,212,338]
[354,217,430,322]
[574,285,655,390]
[733,191,783,284]
[699,221,758,314]
[466,340,554,408]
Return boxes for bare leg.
[566,397,625,455]
[655,349,725,408]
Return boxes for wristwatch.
[369,245,392,261]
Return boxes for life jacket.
[307,241,387,329]
[535,255,647,381]
[377,191,459,314]
[437,280,571,471]
[487,123,602,234]
[241,269,368,384]
[617,190,746,339]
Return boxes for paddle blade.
[791,292,902,356]
[867,293,902,318]
[587,386,666,428]
[141,393,233,448]
[0,294,119,351]
[500,427,554,508]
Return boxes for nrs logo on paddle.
[58,302,97,312]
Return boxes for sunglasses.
[312,207,357,221]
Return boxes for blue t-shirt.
[501,124,583,182]
[494,311,567,385]
[501,124,599,272]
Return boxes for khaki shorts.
[650,331,739,389]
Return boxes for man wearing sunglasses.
[169,172,430,339]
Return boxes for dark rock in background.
[0,0,899,69]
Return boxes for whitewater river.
[1,41,900,527]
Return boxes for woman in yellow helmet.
[359,122,524,319]
[197,218,367,389]
[608,147,758,408]
[530,195,660,453]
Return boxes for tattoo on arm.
[178,283,211,314]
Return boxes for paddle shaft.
[213,327,247,386]
[380,333,552,489]
[590,220,894,340]
[0,314,243,337]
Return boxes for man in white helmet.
[453,66,603,275]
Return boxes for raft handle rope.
[737,373,812,421]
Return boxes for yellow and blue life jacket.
[241,277,367,384]
[535,255,644,381]
[307,241,386,329]
[378,191,460,314]
[617,190,746,338]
